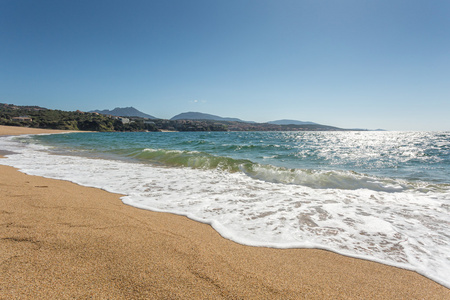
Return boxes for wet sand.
[1,125,449,299]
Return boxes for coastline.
[1,125,449,298]
[0,125,81,136]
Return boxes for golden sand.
[0,125,79,136]
[1,125,449,299]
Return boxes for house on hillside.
[12,116,32,122]
[119,117,130,124]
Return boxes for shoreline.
[0,125,81,136]
[1,125,449,298]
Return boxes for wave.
[129,148,254,172]
[116,148,444,193]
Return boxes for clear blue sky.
[1,0,449,130]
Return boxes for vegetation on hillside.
[0,103,227,132]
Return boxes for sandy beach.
[1,125,449,299]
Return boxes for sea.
[1,131,449,288]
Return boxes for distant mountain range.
[268,119,317,125]
[2,103,381,131]
[90,107,156,119]
[171,112,255,123]
[92,107,322,126]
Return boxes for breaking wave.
[117,147,444,193]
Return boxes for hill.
[268,119,317,125]
[171,112,252,123]
[91,107,156,119]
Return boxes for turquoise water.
[1,131,449,287]
[34,131,450,187]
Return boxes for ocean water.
[1,131,449,287]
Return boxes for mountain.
[171,112,253,123]
[268,119,317,125]
[90,107,156,119]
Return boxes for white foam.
[1,135,449,288]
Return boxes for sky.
[1,0,449,131]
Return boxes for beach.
[1,126,449,299]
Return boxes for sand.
[1,125,449,299]
[0,125,79,136]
